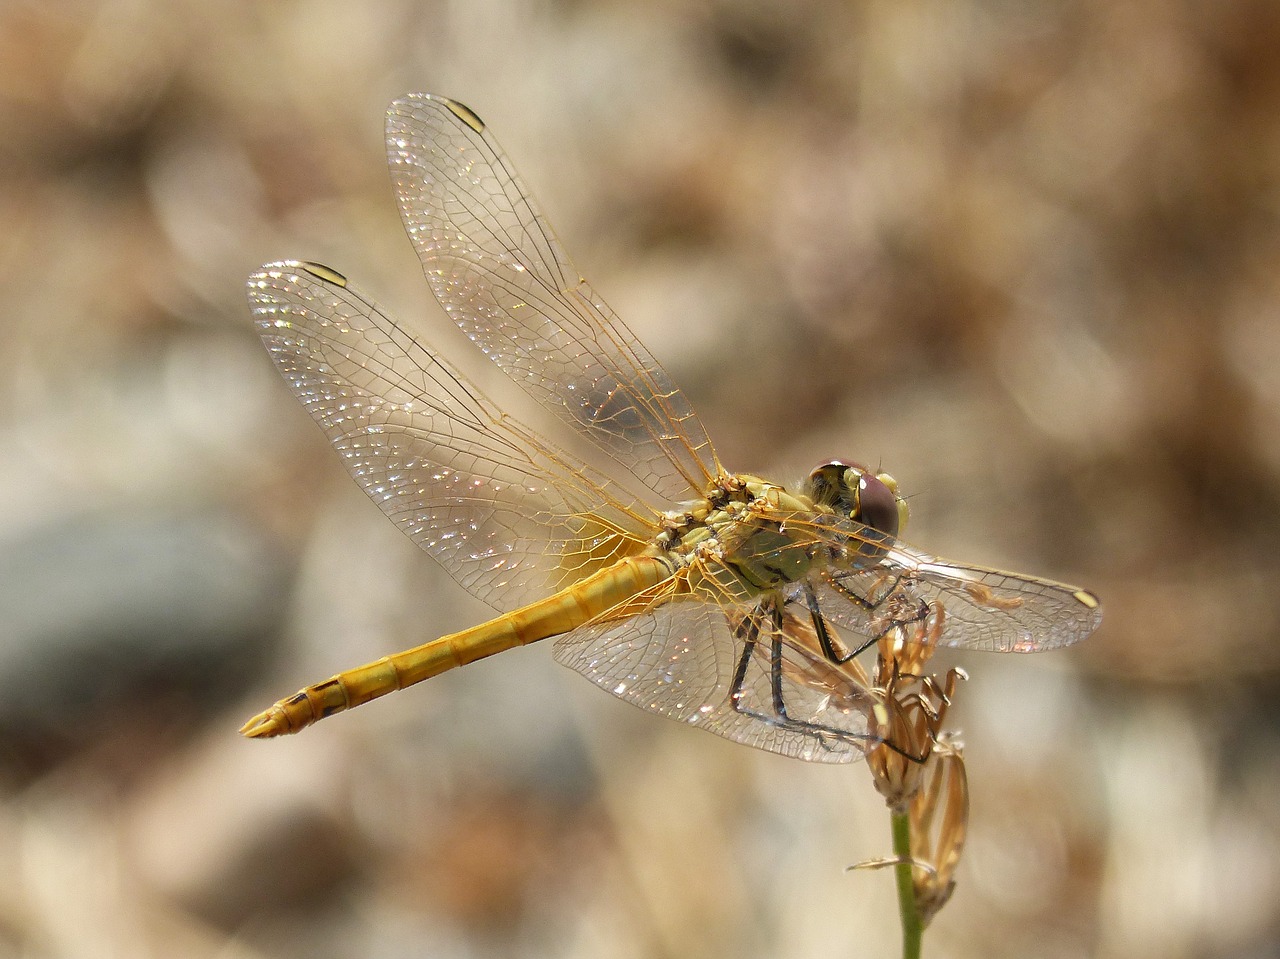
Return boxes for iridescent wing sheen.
[248,261,655,613]
[553,594,879,764]
[807,536,1102,654]
[386,93,721,505]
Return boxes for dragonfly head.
[805,460,908,538]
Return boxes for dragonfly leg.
[726,602,877,755]
[804,584,856,663]
[728,609,761,712]
[768,620,786,717]
[816,578,931,659]
[767,604,876,752]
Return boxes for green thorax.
[654,473,836,601]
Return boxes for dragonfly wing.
[812,539,1103,653]
[248,261,653,613]
[386,94,720,504]
[553,596,876,763]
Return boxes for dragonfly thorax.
[654,473,752,556]
[653,473,838,598]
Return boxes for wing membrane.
[812,538,1102,653]
[554,594,878,764]
[386,93,720,504]
[248,261,654,612]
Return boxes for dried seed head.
[865,605,959,807]
[866,675,931,807]
[909,745,969,927]
[877,601,946,681]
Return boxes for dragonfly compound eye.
[852,470,901,538]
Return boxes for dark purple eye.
[806,460,907,537]
[855,471,899,537]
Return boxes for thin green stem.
[891,807,923,959]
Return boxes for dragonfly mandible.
[242,94,1101,763]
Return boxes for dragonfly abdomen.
[240,555,673,738]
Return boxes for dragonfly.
[242,93,1102,763]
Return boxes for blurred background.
[2,0,1279,956]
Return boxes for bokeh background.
[3,1,1279,957]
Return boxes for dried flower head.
[908,743,969,926]
[865,604,962,807]
[855,601,971,931]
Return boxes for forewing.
[553,595,877,764]
[248,261,652,612]
[386,93,720,504]
[812,537,1102,653]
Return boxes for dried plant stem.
[891,807,923,959]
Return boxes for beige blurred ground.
[2,1,1279,957]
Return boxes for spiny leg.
[805,583,855,663]
[728,607,762,714]
[793,589,933,763]
[768,605,787,716]
[726,600,875,754]
[817,576,931,659]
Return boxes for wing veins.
[281,273,656,528]
[390,94,720,505]
[432,226,714,493]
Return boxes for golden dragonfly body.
[243,95,1101,763]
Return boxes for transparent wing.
[386,93,721,504]
[553,593,879,764]
[248,261,656,613]
[810,536,1103,653]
